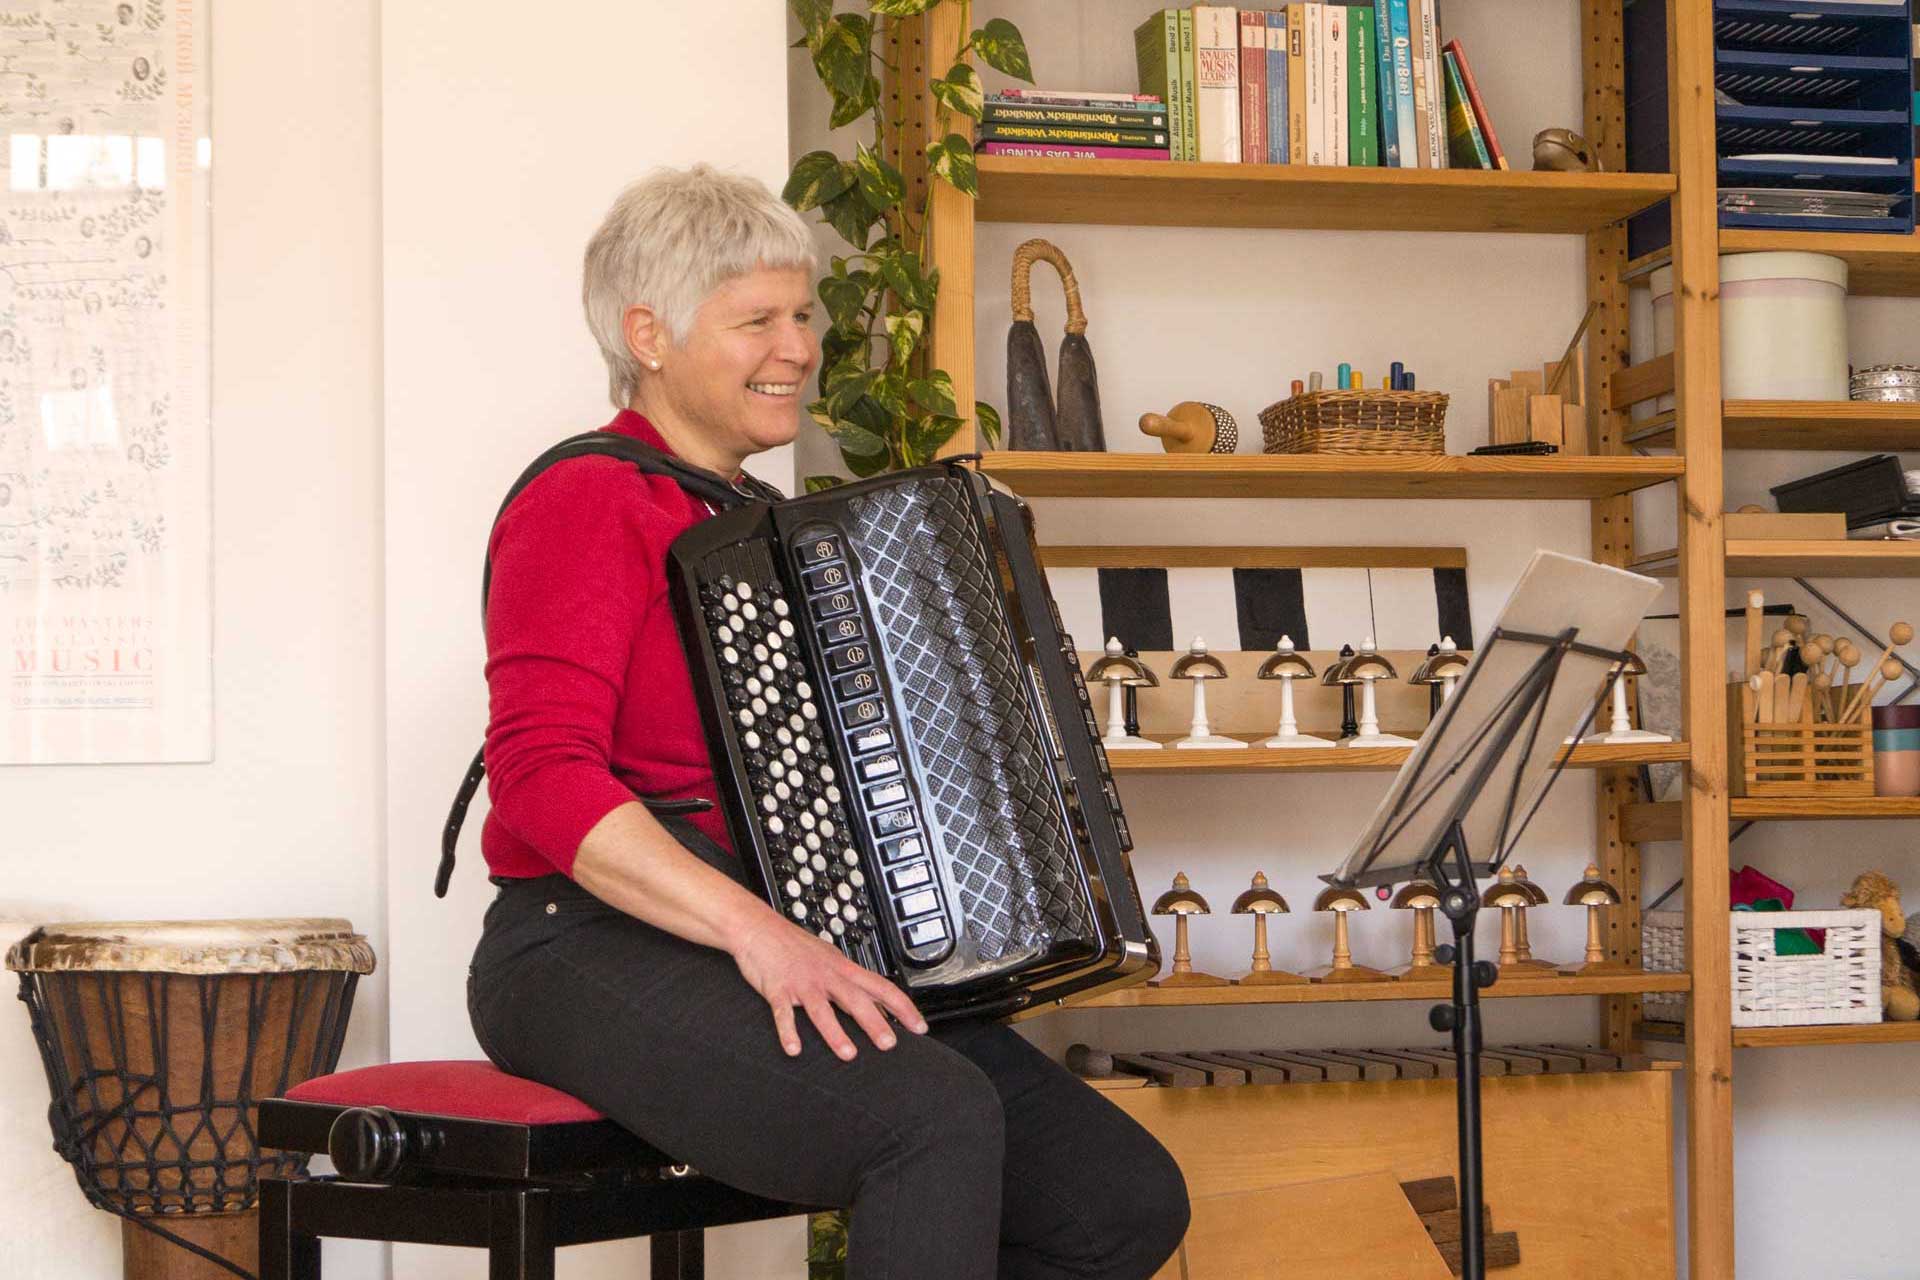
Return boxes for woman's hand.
[729,910,929,1060]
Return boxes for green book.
[1177,8,1198,163]
[1442,49,1492,170]
[1348,6,1379,166]
[1133,10,1189,160]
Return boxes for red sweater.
[481,411,736,879]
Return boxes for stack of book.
[1129,3,1504,169]
[979,90,1173,161]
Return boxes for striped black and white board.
[1038,547,1474,654]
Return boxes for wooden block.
[1346,1047,1442,1079]
[1138,1051,1247,1086]
[1420,1205,1495,1245]
[1511,369,1544,395]
[1181,1050,1290,1085]
[1490,384,1531,446]
[1561,400,1588,455]
[1540,1043,1652,1073]
[1439,1231,1522,1273]
[1109,1052,1206,1088]
[1400,1176,1459,1216]
[1082,1076,1149,1091]
[1291,1049,1396,1082]
[1478,1049,1543,1076]
[1723,511,1847,541]
[1264,1050,1362,1082]
[1393,1048,1466,1079]
[1527,395,1564,447]
[1502,1045,1586,1074]
[1176,1173,1453,1279]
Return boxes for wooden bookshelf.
[1629,400,1920,452]
[1642,1020,1920,1048]
[1065,970,1691,1010]
[973,155,1677,235]
[1725,540,1920,579]
[1621,798,1920,841]
[1721,229,1920,299]
[975,451,1683,500]
[1105,737,1691,775]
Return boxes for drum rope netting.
[17,967,361,1280]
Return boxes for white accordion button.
[820,819,837,839]
[721,646,739,665]
[737,582,753,600]
[790,901,807,921]
[849,869,866,889]
[772,653,790,672]
[784,878,802,899]
[753,643,769,663]
[819,764,836,783]
[741,602,759,622]
[772,597,789,616]
[736,709,754,728]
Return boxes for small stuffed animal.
[1841,871,1920,1021]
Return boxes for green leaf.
[813,13,873,98]
[804,474,847,494]
[885,312,923,367]
[930,62,985,121]
[789,0,832,47]
[820,327,867,386]
[917,414,966,455]
[971,18,1033,82]
[908,370,958,416]
[925,133,978,197]
[853,143,905,208]
[847,446,892,478]
[818,273,869,335]
[829,74,881,129]
[805,398,836,432]
[869,0,938,14]
[829,421,888,458]
[783,150,852,211]
[820,186,881,249]
[974,400,1002,448]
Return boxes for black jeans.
[469,870,1189,1280]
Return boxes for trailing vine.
[784,0,1032,487]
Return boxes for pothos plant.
[784,0,1032,491]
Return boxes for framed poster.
[0,0,212,762]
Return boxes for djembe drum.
[8,919,374,1280]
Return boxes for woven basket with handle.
[1258,389,1448,455]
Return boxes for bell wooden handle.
[1010,238,1088,334]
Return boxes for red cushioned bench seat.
[256,1060,802,1280]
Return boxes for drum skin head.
[6,917,375,975]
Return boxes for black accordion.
[667,460,1157,1020]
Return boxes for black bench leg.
[259,1179,321,1280]
[650,1229,705,1280]
[488,1190,556,1280]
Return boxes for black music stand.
[1326,552,1659,1280]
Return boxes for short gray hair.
[582,165,818,407]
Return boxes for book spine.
[1418,0,1444,166]
[998,88,1168,104]
[1287,5,1308,164]
[981,123,1173,147]
[1241,9,1267,164]
[979,142,1173,161]
[1441,50,1491,169]
[1267,12,1289,163]
[1350,6,1377,166]
[986,103,1171,128]
[1387,0,1418,166]
[1373,0,1399,166]
[1442,38,1506,169]
[1406,0,1432,168]
[1193,6,1243,164]
[1326,5,1348,167]
[1303,3,1323,164]
[1134,12,1185,160]
[1178,9,1199,162]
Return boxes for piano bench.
[258,1060,801,1280]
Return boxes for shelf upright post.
[1581,0,1647,1058]
[1667,1,1735,1274]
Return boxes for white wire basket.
[1642,908,1883,1028]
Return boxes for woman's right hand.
[730,909,929,1060]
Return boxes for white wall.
[379,2,803,1276]
[0,3,387,1278]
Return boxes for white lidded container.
[1646,252,1850,402]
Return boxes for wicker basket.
[1642,908,1882,1027]
[1725,682,1875,796]
[1258,390,1448,455]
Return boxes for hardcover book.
[1287,4,1307,163]
[1441,38,1506,169]
[1193,5,1244,163]
[1387,0,1418,166]
[1406,0,1432,167]
[985,103,1170,129]
[1417,0,1445,166]
[1179,9,1199,162]
[1267,10,1290,164]
[1373,0,1400,166]
[997,88,1168,104]
[1303,2,1324,164]
[1325,3,1348,166]
[1348,5,1378,166]
[982,122,1173,148]
[1133,11,1189,160]
[1442,50,1492,169]
[979,142,1173,162]
[1241,9,1268,164]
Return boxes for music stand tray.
[1326,551,1660,1280]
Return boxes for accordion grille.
[844,475,1095,960]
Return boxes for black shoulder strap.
[436,431,784,898]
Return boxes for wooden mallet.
[1841,622,1913,723]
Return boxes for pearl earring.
[648,359,661,370]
